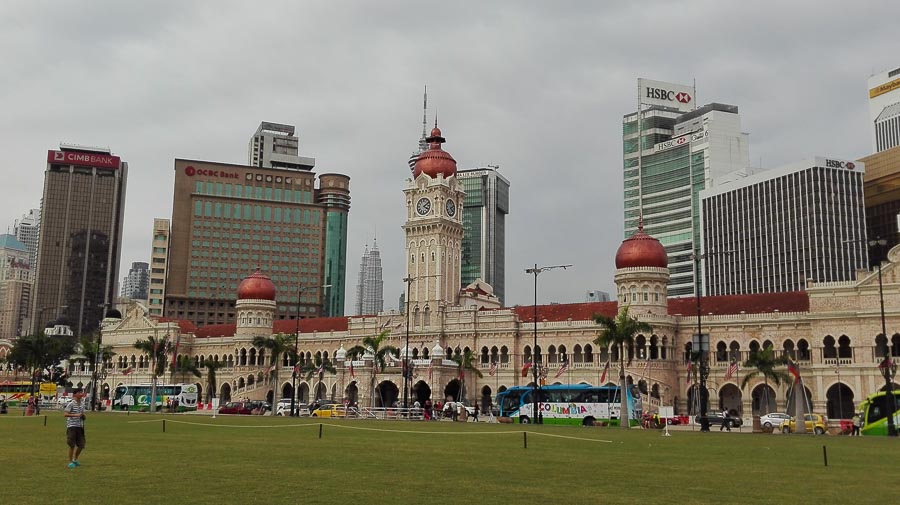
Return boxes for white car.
[759,412,791,429]
[276,399,310,416]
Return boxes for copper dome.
[237,268,276,301]
[413,126,457,179]
[615,221,668,269]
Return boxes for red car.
[218,401,269,415]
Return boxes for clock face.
[445,199,456,217]
[416,197,431,216]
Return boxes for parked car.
[782,413,828,435]
[695,412,743,428]
[276,399,310,416]
[443,400,475,417]
[311,403,347,418]
[218,401,269,415]
[759,412,791,429]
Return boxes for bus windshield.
[860,390,900,436]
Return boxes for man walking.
[720,408,732,432]
[63,388,87,468]
[851,412,861,436]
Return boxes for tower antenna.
[422,85,428,138]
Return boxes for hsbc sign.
[825,159,856,170]
[639,78,695,112]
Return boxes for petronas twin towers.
[354,240,383,315]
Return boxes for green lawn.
[1,411,895,505]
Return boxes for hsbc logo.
[646,88,692,104]
[825,159,856,170]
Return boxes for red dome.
[615,221,668,269]
[413,125,457,179]
[237,269,276,301]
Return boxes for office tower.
[120,262,149,301]
[701,156,868,295]
[14,208,40,273]
[165,158,350,326]
[585,290,610,302]
[354,239,384,315]
[457,167,509,304]
[248,122,316,170]
[147,218,170,316]
[32,145,127,336]
[868,66,900,152]
[623,79,750,297]
[860,146,900,255]
[0,234,32,338]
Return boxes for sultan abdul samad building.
[66,125,900,422]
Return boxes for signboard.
[639,78,695,112]
[183,165,241,180]
[869,77,900,99]
[47,150,120,169]
[652,130,709,154]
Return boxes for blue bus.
[496,383,641,426]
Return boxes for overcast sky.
[2,1,898,311]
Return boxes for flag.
[427,361,433,380]
[600,360,610,383]
[521,361,532,378]
[266,364,275,375]
[122,367,134,375]
[878,357,893,370]
[685,361,693,384]
[540,366,548,379]
[786,358,801,380]
[554,360,569,378]
[489,361,498,376]
[724,361,738,380]
[349,361,356,378]
[315,363,324,376]
[293,364,300,375]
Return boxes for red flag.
[787,358,800,380]
[521,361,532,378]
[349,361,356,378]
[489,361,498,377]
[122,367,134,375]
[878,357,893,370]
[600,360,610,383]
[554,360,569,378]
[293,364,300,375]
[724,361,738,380]
[427,361,433,380]
[685,361,693,384]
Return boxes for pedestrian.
[472,403,479,422]
[63,388,87,469]
[852,412,861,436]
[0,396,8,414]
[34,395,41,415]
[720,408,731,432]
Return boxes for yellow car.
[310,404,347,418]
[782,413,827,435]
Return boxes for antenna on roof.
[422,85,428,138]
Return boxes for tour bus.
[496,383,642,426]
[112,383,199,412]
[858,390,900,436]
[0,380,57,406]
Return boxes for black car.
[695,412,743,428]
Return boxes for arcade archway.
[826,383,854,420]
[412,380,431,405]
[750,383,777,415]
[375,380,399,407]
[444,379,461,402]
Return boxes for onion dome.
[104,308,122,319]
[400,345,411,358]
[237,268,276,301]
[431,343,445,358]
[335,345,347,361]
[413,126,457,179]
[615,219,668,269]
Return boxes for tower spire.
[422,85,428,139]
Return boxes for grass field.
[1,411,896,505]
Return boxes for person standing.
[851,412,861,436]
[720,408,731,432]
[472,403,479,422]
[63,389,87,468]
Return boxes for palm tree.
[740,344,790,422]
[9,332,75,397]
[347,330,399,408]
[200,357,224,405]
[593,306,652,429]
[251,333,292,414]
[133,334,171,412]
[79,334,116,406]
[170,354,201,385]
[299,356,337,403]
[451,348,483,405]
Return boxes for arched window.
[635,335,647,359]
[548,345,558,364]
[573,344,583,363]
[716,341,728,363]
[585,344,594,363]
[649,336,659,360]
[729,341,741,363]
[823,335,837,359]
[782,340,795,359]
[249,348,257,366]
[797,339,811,361]
[558,345,567,363]
[480,347,489,364]
[500,346,509,364]
[523,346,532,363]
[423,307,431,326]
[837,335,852,359]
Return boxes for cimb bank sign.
[638,78,695,113]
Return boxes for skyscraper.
[354,239,384,315]
[0,234,32,338]
[147,218,170,317]
[701,156,868,295]
[457,167,509,304]
[14,208,40,274]
[868,66,900,153]
[860,146,900,254]
[120,261,149,300]
[248,122,316,170]
[623,79,750,297]
[165,158,350,326]
[32,145,127,336]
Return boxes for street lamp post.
[525,263,571,424]
[870,238,898,436]
[291,284,331,417]
[692,251,731,432]
[401,274,440,409]
[90,303,110,411]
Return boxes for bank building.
[56,125,900,424]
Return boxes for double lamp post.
[525,263,571,424]
[290,284,330,417]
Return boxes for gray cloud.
[2,1,897,310]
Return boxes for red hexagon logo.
[675,92,691,104]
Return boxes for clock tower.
[403,125,465,314]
